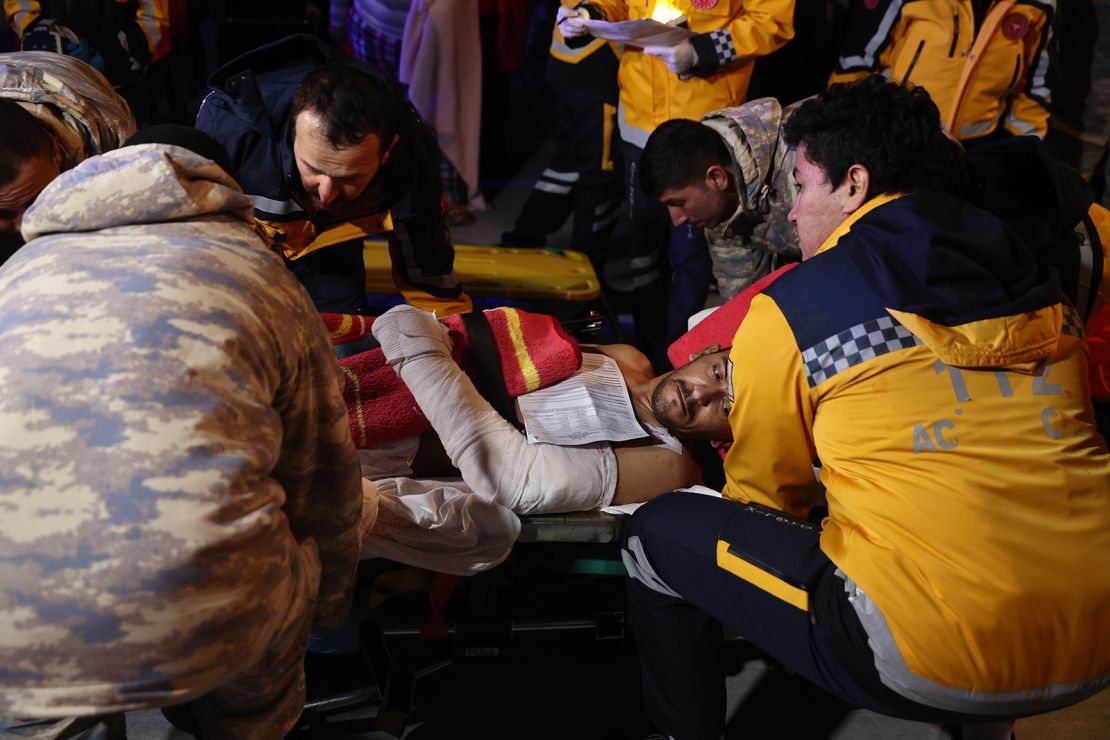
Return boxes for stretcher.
[364,240,602,302]
[297,255,629,734]
[299,510,630,737]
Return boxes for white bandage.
[374,306,617,514]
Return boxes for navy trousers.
[623,493,1009,740]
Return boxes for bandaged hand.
[556,5,590,38]
[643,41,697,78]
[371,304,453,368]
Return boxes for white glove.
[371,304,453,367]
[556,5,590,39]
[643,41,697,78]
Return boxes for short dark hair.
[640,119,733,197]
[0,99,53,186]
[290,65,397,149]
[782,75,967,199]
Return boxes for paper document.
[518,353,648,446]
[580,18,694,48]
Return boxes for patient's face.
[651,348,733,441]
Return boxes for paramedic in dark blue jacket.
[196,34,471,316]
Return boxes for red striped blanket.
[320,308,582,447]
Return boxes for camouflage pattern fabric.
[700,98,802,299]
[0,145,362,735]
[0,52,135,170]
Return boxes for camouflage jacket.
[700,98,802,299]
[0,51,135,170]
[0,145,362,716]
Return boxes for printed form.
[518,353,648,446]
[579,18,694,48]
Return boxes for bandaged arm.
[372,306,696,514]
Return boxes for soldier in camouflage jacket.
[640,97,802,300]
[0,143,362,738]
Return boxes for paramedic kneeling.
[621,76,1110,740]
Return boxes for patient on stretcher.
[364,305,733,515]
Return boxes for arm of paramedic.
[723,294,823,518]
[122,0,171,66]
[686,0,795,77]
[4,0,41,35]
[828,0,902,85]
[1002,9,1053,138]
[581,1,625,22]
[271,318,363,631]
[386,115,472,316]
[590,0,795,76]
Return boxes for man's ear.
[688,343,722,362]
[843,163,870,211]
[705,164,730,192]
[50,135,62,172]
[381,133,401,165]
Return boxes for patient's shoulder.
[588,344,655,378]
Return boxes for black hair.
[782,75,968,198]
[0,99,53,186]
[640,119,733,197]
[124,124,235,177]
[290,65,398,149]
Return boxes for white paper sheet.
[518,353,648,446]
[580,18,694,48]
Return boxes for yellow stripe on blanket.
[503,308,542,393]
[340,364,368,447]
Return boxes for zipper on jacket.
[902,40,925,84]
[948,14,960,57]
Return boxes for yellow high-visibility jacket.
[588,0,794,148]
[724,192,1110,714]
[830,0,1054,141]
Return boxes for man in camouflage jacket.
[0,142,363,738]
[640,97,802,300]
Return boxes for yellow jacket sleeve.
[713,0,795,63]
[587,0,628,22]
[1002,9,1052,138]
[131,0,170,61]
[722,294,824,517]
[4,0,41,35]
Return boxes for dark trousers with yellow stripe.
[623,492,986,740]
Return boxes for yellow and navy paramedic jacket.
[195,34,471,316]
[586,0,794,148]
[724,192,1110,713]
[830,0,1054,141]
